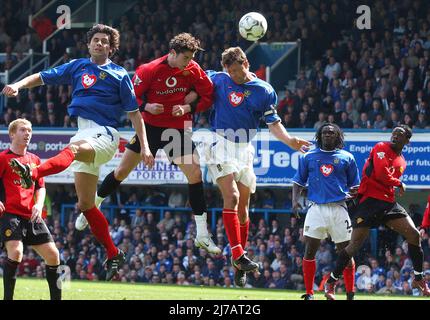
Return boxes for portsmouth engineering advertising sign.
[0,129,429,188]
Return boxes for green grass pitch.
[0,278,426,300]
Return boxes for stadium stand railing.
[60,203,378,256]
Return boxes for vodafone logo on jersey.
[320,164,334,177]
[81,73,97,89]
[228,92,244,107]
[165,76,177,88]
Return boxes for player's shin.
[83,206,118,259]
[33,147,75,180]
[3,258,19,300]
[303,259,316,295]
[189,182,208,236]
[222,209,244,260]
[239,220,249,250]
[343,259,356,294]
[329,249,352,282]
[97,171,123,199]
[46,265,62,300]
[408,244,424,280]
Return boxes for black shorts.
[0,213,53,246]
[126,123,196,163]
[351,197,409,228]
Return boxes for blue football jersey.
[292,148,360,204]
[207,71,281,142]
[40,58,138,128]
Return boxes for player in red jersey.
[75,33,221,254]
[324,125,430,299]
[0,119,61,300]
[419,195,430,235]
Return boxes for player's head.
[391,124,412,148]
[87,24,120,58]
[315,123,344,150]
[168,33,203,70]
[8,118,32,147]
[221,47,250,84]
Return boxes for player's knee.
[238,211,249,224]
[45,249,60,265]
[7,248,23,262]
[187,167,202,184]
[225,190,240,208]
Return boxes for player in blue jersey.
[292,123,360,300]
[2,24,154,281]
[205,47,311,287]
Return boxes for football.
[238,12,268,41]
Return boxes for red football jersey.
[421,195,430,228]
[358,142,405,203]
[132,55,213,129]
[0,149,44,219]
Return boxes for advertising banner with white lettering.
[0,129,429,188]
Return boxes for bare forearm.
[15,73,43,90]
[129,110,149,147]
[35,188,46,207]
[269,121,292,145]
[292,183,303,204]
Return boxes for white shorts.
[69,117,120,176]
[303,202,352,243]
[205,133,256,193]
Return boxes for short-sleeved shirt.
[40,58,138,128]
[293,148,360,204]
[0,149,44,219]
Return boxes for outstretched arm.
[2,73,43,97]
[268,121,311,152]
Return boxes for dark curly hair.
[315,122,345,149]
[169,33,203,53]
[87,24,120,57]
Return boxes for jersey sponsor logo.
[165,76,177,88]
[133,74,142,86]
[376,152,385,159]
[228,91,244,107]
[320,164,334,177]
[81,73,97,89]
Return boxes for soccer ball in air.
[238,12,268,41]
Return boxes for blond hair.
[8,118,32,135]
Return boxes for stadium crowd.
[0,0,430,296]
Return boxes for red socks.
[83,206,118,259]
[240,220,249,250]
[222,209,244,260]
[33,147,75,180]
[303,258,316,295]
[343,260,356,294]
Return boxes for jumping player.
[2,24,154,281]
[74,33,220,254]
[206,47,311,287]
